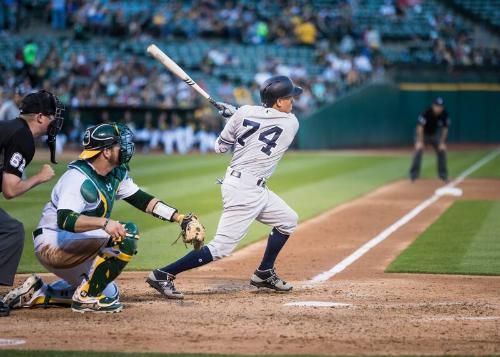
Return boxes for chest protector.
[68,160,127,218]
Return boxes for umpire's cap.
[260,75,303,108]
[433,97,444,106]
[20,90,59,116]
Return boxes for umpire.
[0,90,64,316]
[409,97,450,182]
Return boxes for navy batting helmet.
[260,75,303,108]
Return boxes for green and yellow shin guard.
[81,222,139,297]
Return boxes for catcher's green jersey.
[68,160,129,218]
[37,159,140,231]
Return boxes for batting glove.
[216,102,237,119]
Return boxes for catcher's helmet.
[260,75,303,108]
[80,122,135,165]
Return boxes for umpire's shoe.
[250,268,293,292]
[146,270,184,299]
[3,274,44,309]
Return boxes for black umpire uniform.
[0,90,64,316]
[409,97,450,181]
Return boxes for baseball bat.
[147,44,223,110]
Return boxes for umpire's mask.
[20,90,66,164]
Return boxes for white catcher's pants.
[34,228,109,286]
[207,169,298,260]
[33,228,118,298]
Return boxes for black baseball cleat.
[250,268,293,292]
[0,300,10,317]
[146,270,184,300]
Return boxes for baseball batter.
[147,75,302,298]
[3,122,203,313]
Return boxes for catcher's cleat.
[0,300,9,317]
[71,294,122,314]
[3,274,44,308]
[250,268,293,292]
[71,282,122,313]
[146,271,184,300]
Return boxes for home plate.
[284,301,351,308]
[0,338,26,346]
[435,187,463,197]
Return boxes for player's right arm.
[71,215,126,239]
[55,170,126,239]
[2,165,54,199]
[1,137,55,199]
[415,114,425,150]
[214,108,242,154]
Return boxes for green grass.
[3,149,497,273]
[387,200,500,275]
[470,152,500,177]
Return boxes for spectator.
[233,81,254,106]
[294,17,317,46]
[380,1,396,17]
[217,78,234,103]
[0,88,22,122]
[51,0,66,30]
[364,26,382,51]
[339,33,355,54]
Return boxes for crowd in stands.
[0,0,498,138]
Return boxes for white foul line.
[309,149,500,284]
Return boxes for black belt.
[33,228,43,238]
[230,170,266,187]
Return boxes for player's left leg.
[148,180,267,299]
[148,201,261,299]
[4,226,115,310]
[252,190,298,292]
[3,275,76,309]
[430,135,448,181]
[409,142,425,181]
[72,222,139,313]
[0,208,25,287]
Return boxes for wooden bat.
[147,44,223,110]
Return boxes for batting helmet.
[260,75,303,108]
[80,122,135,165]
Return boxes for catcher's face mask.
[20,90,65,164]
[114,123,135,166]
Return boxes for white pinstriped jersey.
[218,105,299,179]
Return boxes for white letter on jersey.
[10,152,26,173]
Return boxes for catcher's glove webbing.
[173,213,206,250]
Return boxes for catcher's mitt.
[174,213,205,250]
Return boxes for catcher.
[3,122,205,313]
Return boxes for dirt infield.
[2,179,500,355]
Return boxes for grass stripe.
[6,150,498,273]
[386,200,500,276]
